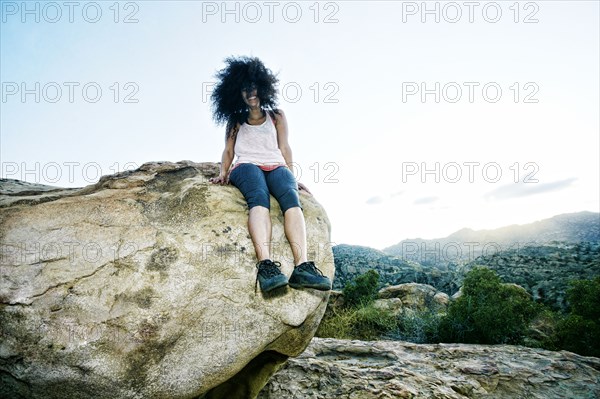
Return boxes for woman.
[209,56,331,294]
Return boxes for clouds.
[365,191,404,205]
[365,176,578,209]
[366,192,440,206]
[414,196,439,205]
[366,196,384,205]
[484,178,577,201]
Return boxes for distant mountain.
[332,244,458,292]
[383,211,599,267]
[332,212,600,306]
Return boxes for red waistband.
[231,163,287,172]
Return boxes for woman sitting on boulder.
[209,55,331,294]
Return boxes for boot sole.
[288,282,331,291]
[261,280,289,293]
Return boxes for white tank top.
[233,110,287,167]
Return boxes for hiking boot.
[255,259,288,293]
[288,261,331,291]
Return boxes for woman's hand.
[298,182,313,196]
[209,175,229,185]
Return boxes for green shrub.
[342,269,380,308]
[438,266,539,345]
[524,307,562,350]
[555,315,600,357]
[565,277,600,322]
[317,270,397,340]
[315,306,358,340]
[393,309,442,343]
[316,303,398,340]
[553,277,600,357]
[352,303,399,340]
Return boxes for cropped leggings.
[228,163,302,214]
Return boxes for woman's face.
[241,83,259,107]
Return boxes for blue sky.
[1,1,599,249]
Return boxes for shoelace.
[255,260,282,293]
[299,261,325,276]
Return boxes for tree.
[555,277,600,357]
[342,269,380,308]
[438,266,539,344]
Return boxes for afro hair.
[211,56,280,139]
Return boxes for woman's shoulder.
[268,108,287,125]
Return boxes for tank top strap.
[266,109,276,128]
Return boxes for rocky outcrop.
[329,283,449,317]
[258,337,600,398]
[0,160,334,399]
[377,283,449,315]
[332,244,460,294]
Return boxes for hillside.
[459,241,600,310]
[333,212,600,307]
[332,244,457,292]
[383,211,599,268]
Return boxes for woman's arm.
[274,109,293,168]
[210,126,237,184]
[274,109,312,195]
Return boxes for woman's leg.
[229,163,272,261]
[266,166,331,290]
[248,206,271,261]
[282,207,308,266]
[265,166,307,265]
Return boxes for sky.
[1,0,599,250]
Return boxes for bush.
[315,306,358,340]
[342,269,380,308]
[524,307,562,350]
[565,277,600,321]
[317,270,398,340]
[392,309,442,344]
[438,266,539,345]
[555,315,600,357]
[352,304,399,340]
[316,303,398,340]
[554,277,600,357]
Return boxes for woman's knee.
[265,167,302,213]
[246,188,271,210]
[274,187,301,214]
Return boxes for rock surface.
[330,283,449,317]
[258,337,600,399]
[0,160,334,399]
[378,283,449,314]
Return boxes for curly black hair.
[210,56,281,139]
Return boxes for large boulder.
[258,337,600,398]
[0,160,334,399]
